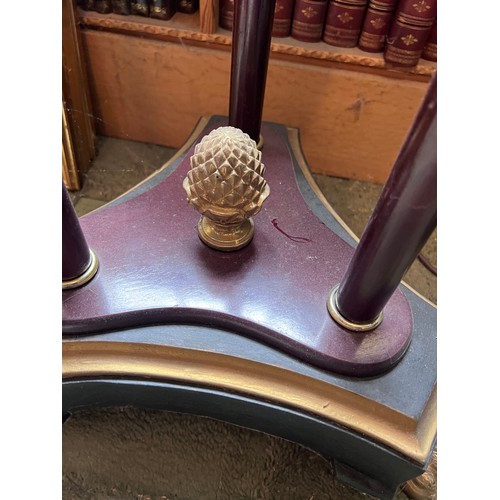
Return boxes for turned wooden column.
[228,0,276,145]
[62,182,98,288]
[330,74,437,328]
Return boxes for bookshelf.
[75,2,436,183]
[62,0,96,190]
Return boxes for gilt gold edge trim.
[62,104,80,190]
[286,128,436,309]
[62,340,435,464]
[286,124,437,461]
[78,13,435,77]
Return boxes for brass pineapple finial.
[183,126,270,251]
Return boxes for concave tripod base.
[62,116,436,499]
[62,117,413,377]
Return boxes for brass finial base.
[183,126,269,252]
[62,249,99,290]
[256,134,264,150]
[198,217,255,251]
[327,285,384,332]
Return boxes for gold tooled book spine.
[358,0,398,52]
[421,17,437,61]
[384,0,436,67]
[291,0,328,43]
[219,0,234,30]
[272,0,296,37]
[323,0,369,48]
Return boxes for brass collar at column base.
[327,285,384,332]
[62,249,99,290]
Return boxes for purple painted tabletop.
[62,121,412,376]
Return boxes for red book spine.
[273,0,296,37]
[421,17,437,61]
[323,0,369,48]
[384,0,437,67]
[219,0,234,30]
[358,0,399,52]
[291,0,328,42]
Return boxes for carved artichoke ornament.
[183,126,270,251]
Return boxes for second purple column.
[228,0,276,146]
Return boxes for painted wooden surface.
[62,182,92,281]
[81,30,429,183]
[62,117,436,498]
[62,119,413,376]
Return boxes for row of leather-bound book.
[79,0,436,68]
[78,0,199,20]
[220,0,436,68]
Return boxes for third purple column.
[329,74,437,328]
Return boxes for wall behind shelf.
[81,28,430,183]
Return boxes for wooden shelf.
[78,10,201,36]
[75,6,436,183]
[79,9,435,81]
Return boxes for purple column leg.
[329,74,437,329]
[228,0,276,146]
[62,182,99,288]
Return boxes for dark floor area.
[64,135,436,500]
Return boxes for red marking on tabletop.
[271,218,311,243]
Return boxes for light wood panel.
[264,58,427,181]
[81,30,428,183]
